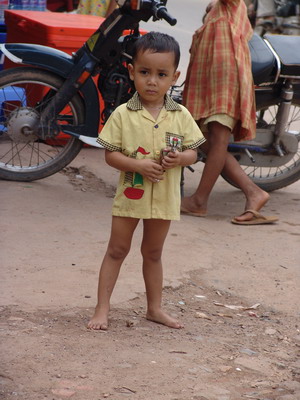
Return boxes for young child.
[88,32,205,330]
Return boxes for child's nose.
[147,75,157,85]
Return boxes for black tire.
[0,67,84,181]
[222,97,300,192]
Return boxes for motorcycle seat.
[264,34,300,77]
[249,33,277,85]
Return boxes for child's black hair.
[132,31,180,69]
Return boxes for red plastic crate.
[5,10,105,55]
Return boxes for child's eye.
[140,70,148,75]
[159,72,167,77]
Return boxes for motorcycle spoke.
[0,69,83,180]
[4,142,36,170]
[22,141,55,165]
[230,97,300,191]
[289,106,300,126]
[2,141,25,168]
[2,139,44,167]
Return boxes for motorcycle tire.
[0,67,85,181]
[222,97,300,192]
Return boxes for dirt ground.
[1,148,300,400]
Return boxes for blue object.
[0,86,27,131]
[228,143,268,154]
[0,1,8,24]
[8,0,22,9]
[8,0,47,10]
[0,31,6,70]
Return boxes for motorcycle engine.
[98,64,135,124]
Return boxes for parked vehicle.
[0,0,176,181]
[0,0,299,192]
[228,32,300,191]
[249,0,300,36]
[178,32,300,192]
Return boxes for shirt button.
[154,124,159,129]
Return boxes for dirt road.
[1,148,300,400]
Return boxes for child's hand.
[161,150,181,170]
[137,159,164,183]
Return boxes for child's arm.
[161,149,197,170]
[105,150,165,182]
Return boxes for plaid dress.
[77,0,110,17]
[182,0,256,141]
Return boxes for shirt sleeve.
[180,106,206,151]
[96,106,123,152]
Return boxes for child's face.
[128,50,180,106]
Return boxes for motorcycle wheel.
[0,67,84,181]
[222,97,300,192]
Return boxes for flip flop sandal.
[231,209,278,225]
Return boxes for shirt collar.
[127,92,181,111]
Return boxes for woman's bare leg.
[181,122,269,220]
[141,219,184,329]
[181,122,230,215]
[221,152,269,221]
[88,216,139,330]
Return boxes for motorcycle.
[177,31,300,192]
[0,0,176,182]
[248,0,300,36]
[0,0,300,192]
[227,32,300,191]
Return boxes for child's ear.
[172,70,181,85]
[128,63,134,80]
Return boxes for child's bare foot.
[234,190,270,222]
[87,307,109,330]
[146,309,184,329]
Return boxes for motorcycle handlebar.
[116,0,177,26]
[155,5,177,26]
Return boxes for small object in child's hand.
[160,148,170,164]
[170,136,181,152]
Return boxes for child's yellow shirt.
[98,93,205,220]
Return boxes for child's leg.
[88,216,139,330]
[141,219,183,329]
